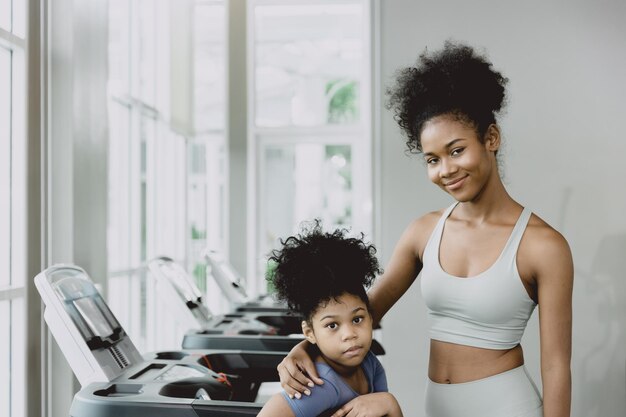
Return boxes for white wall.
[377,1,626,416]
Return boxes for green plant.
[326,79,359,124]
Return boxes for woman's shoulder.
[524,211,571,251]
[405,207,447,234]
[387,207,451,263]
[402,207,448,249]
[519,210,573,274]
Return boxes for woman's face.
[420,115,499,202]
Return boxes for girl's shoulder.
[360,350,383,371]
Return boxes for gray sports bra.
[420,203,537,350]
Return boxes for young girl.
[257,222,403,417]
[277,41,573,417]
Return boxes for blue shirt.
[282,351,388,417]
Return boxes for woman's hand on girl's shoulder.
[277,339,324,399]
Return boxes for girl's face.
[303,292,373,372]
[420,115,500,202]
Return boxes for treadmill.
[148,256,301,336]
[204,250,290,313]
[35,264,290,416]
[149,256,385,355]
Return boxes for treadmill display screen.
[74,297,116,338]
[51,273,124,347]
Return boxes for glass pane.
[12,0,25,38]
[188,139,207,292]
[137,0,156,107]
[204,136,226,252]
[254,3,364,127]
[194,3,226,132]
[0,47,10,288]
[146,125,187,262]
[0,0,9,32]
[260,143,353,261]
[107,101,132,272]
[0,300,10,417]
[108,0,131,96]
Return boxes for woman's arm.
[368,217,431,326]
[533,227,574,417]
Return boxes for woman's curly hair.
[386,40,508,153]
[266,220,381,322]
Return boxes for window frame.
[1,12,28,417]
[246,0,374,295]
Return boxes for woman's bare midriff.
[428,340,524,384]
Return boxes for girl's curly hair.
[266,220,381,322]
[386,40,508,153]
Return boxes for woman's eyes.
[426,148,464,164]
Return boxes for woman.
[276,41,573,417]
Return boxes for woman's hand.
[277,339,324,398]
[330,392,403,417]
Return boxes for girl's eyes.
[324,316,364,329]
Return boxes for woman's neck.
[457,173,519,223]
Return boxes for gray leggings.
[425,365,543,417]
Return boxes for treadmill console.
[148,256,213,328]
[204,250,291,314]
[204,250,250,305]
[35,264,144,386]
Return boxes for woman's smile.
[443,175,468,191]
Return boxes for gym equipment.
[204,250,290,313]
[148,256,300,332]
[35,264,289,416]
[149,256,385,355]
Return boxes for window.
[106,0,227,352]
[249,0,373,290]
[104,0,373,348]
[0,1,27,416]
